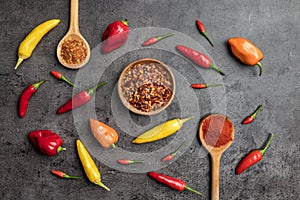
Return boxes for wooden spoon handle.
[211,154,221,200]
[69,0,79,33]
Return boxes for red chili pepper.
[241,105,263,124]
[176,45,225,75]
[236,133,274,175]
[142,33,174,46]
[162,143,184,162]
[51,71,74,87]
[148,172,201,195]
[29,130,66,156]
[196,20,214,47]
[191,83,223,89]
[117,159,144,165]
[56,81,107,114]
[101,19,130,54]
[18,80,45,118]
[50,170,81,179]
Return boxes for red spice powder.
[202,115,233,147]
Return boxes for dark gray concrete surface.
[0,0,299,199]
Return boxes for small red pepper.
[117,159,144,165]
[196,20,214,47]
[162,143,184,162]
[191,83,223,89]
[241,105,263,124]
[148,172,202,196]
[101,19,130,54]
[50,71,74,87]
[176,45,225,75]
[18,80,46,118]
[57,81,107,114]
[142,33,174,46]
[29,130,66,156]
[236,133,274,175]
[50,170,81,179]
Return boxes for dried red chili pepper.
[191,83,223,89]
[50,71,74,87]
[29,130,66,156]
[196,20,214,47]
[117,159,144,165]
[57,81,107,114]
[18,80,45,118]
[176,45,225,75]
[51,170,81,179]
[241,105,263,124]
[162,143,184,162]
[236,133,274,175]
[101,19,130,54]
[142,33,174,46]
[148,172,202,196]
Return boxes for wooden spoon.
[199,114,234,200]
[57,0,90,69]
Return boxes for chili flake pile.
[121,62,173,112]
[60,38,87,65]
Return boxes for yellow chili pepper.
[76,139,110,191]
[15,19,60,69]
[228,37,264,76]
[132,116,193,144]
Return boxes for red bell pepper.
[101,19,130,54]
[29,130,66,156]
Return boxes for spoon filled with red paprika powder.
[199,114,234,200]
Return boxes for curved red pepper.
[29,130,65,156]
[101,19,129,54]
[241,105,263,124]
[57,81,107,114]
[18,80,45,118]
[176,45,225,75]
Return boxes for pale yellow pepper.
[76,139,110,191]
[15,19,60,69]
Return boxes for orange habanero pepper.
[90,118,118,149]
[228,38,264,76]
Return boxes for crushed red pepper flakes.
[60,39,87,65]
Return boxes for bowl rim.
[117,58,176,116]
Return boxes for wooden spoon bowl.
[199,114,235,200]
[57,0,90,69]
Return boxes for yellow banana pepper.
[15,19,60,69]
[132,116,193,144]
[76,139,110,191]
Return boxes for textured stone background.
[0,0,299,199]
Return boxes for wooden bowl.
[118,58,176,115]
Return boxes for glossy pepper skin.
[195,20,214,47]
[57,81,107,114]
[142,33,174,46]
[241,105,263,124]
[50,71,74,87]
[89,118,118,148]
[29,130,65,156]
[176,45,225,75]
[236,133,274,175]
[148,172,202,195]
[50,170,81,179]
[101,19,129,54]
[18,80,46,118]
[228,38,264,76]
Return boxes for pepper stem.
[180,116,193,124]
[111,143,116,149]
[61,76,74,87]
[32,80,46,90]
[205,84,223,88]
[259,133,274,155]
[64,174,81,179]
[257,62,263,76]
[15,57,24,69]
[86,81,107,96]
[202,31,214,47]
[129,160,144,164]
[96,181,110,191]
[185,185,202,196]
[210,63,225,76]
[171,142,185,156]
[57,146,66,154]
[157,33,175,40]
[252,105,263,118]
[122,19,128,26]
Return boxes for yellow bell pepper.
[76,139,110,191]
[15,19,60,69]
